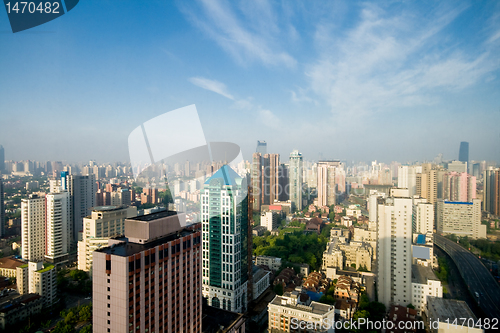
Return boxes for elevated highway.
[434,234,500,319]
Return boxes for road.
[434,234,500,319]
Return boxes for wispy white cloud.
[258,109,280,128]
[189,77,235,100]
[180,0,296,68]
[306,3,500,117]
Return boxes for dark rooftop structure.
[202,303,246,333]
[127,209,178,222]
[95,210,198,257]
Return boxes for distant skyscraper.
[251,152,262,211]
[61,172,97,243]
[458,141,469,164]
[0,145,4,172]
[21,194,46,261]
[256,140,267,155]
[261,153,280,206]
[0,179,4,238]
[483,168,500,215]
[201,165,249,313]
[45,191,70,264]
[317,161,342,207]
[278,163,289,201]
[289,150,303,211]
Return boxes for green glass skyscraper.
[201,165,249,313]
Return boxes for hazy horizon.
[1,1,499,164]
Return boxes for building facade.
[93,211,202,333]
[61,172,97,243]
[436,199,485,239]
[412,199,434,235]
[45,191,71,264]
[17,262,57,308]
[289,150,303,211]
[411,264,442,316]
[77,205,137,272]
[268,293,335,333]
[377,196,413,308]
[21,194,46,262]
[201,165,249,313]
[260,211,278,231]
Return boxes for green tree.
[273,283,284,296]
[80,325,92,333]
[319,295,336,305]
[64,311,78,326]
[79,304,93,322]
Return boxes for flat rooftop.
[412,264,439,284]
[270,295,333,315]
[95,228,195,257]
[427,297,477,322]
[127,209,178,221]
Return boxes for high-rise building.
[0,179,4,238]
[483,168,500,215]
[397,165,421,196]
[458,141,469,164]
[256,140,267,155]
[77,205,137,272]
[442,172,476,202]
[21,194,46,261]
[251,152,262,212]
[289,150,303,211]
[201,165,249,313]
[251,153,281,212]
[261,153,280,206]
[0,145,4,172]
[93,211,201,333]
[436,199,485,239]
[412,198,434,235]
[317,161,342,207]
[61,173,97,243]
[376,192,413,308]
[416,164,437,205]
[45,191,71,264]
[278,163,289,202]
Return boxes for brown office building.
[93,210,201,333]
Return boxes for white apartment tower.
[289,150,303,211]
[377,195,413,309]
[317,161,342,207]
[412,198,434,235]
[61,172,97,243]
[21,194,46,262]
[45,191,70,263]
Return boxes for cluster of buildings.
[322,227,374,272]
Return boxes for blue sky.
[1,0,499,164]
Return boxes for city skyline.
[0,1,499,164]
